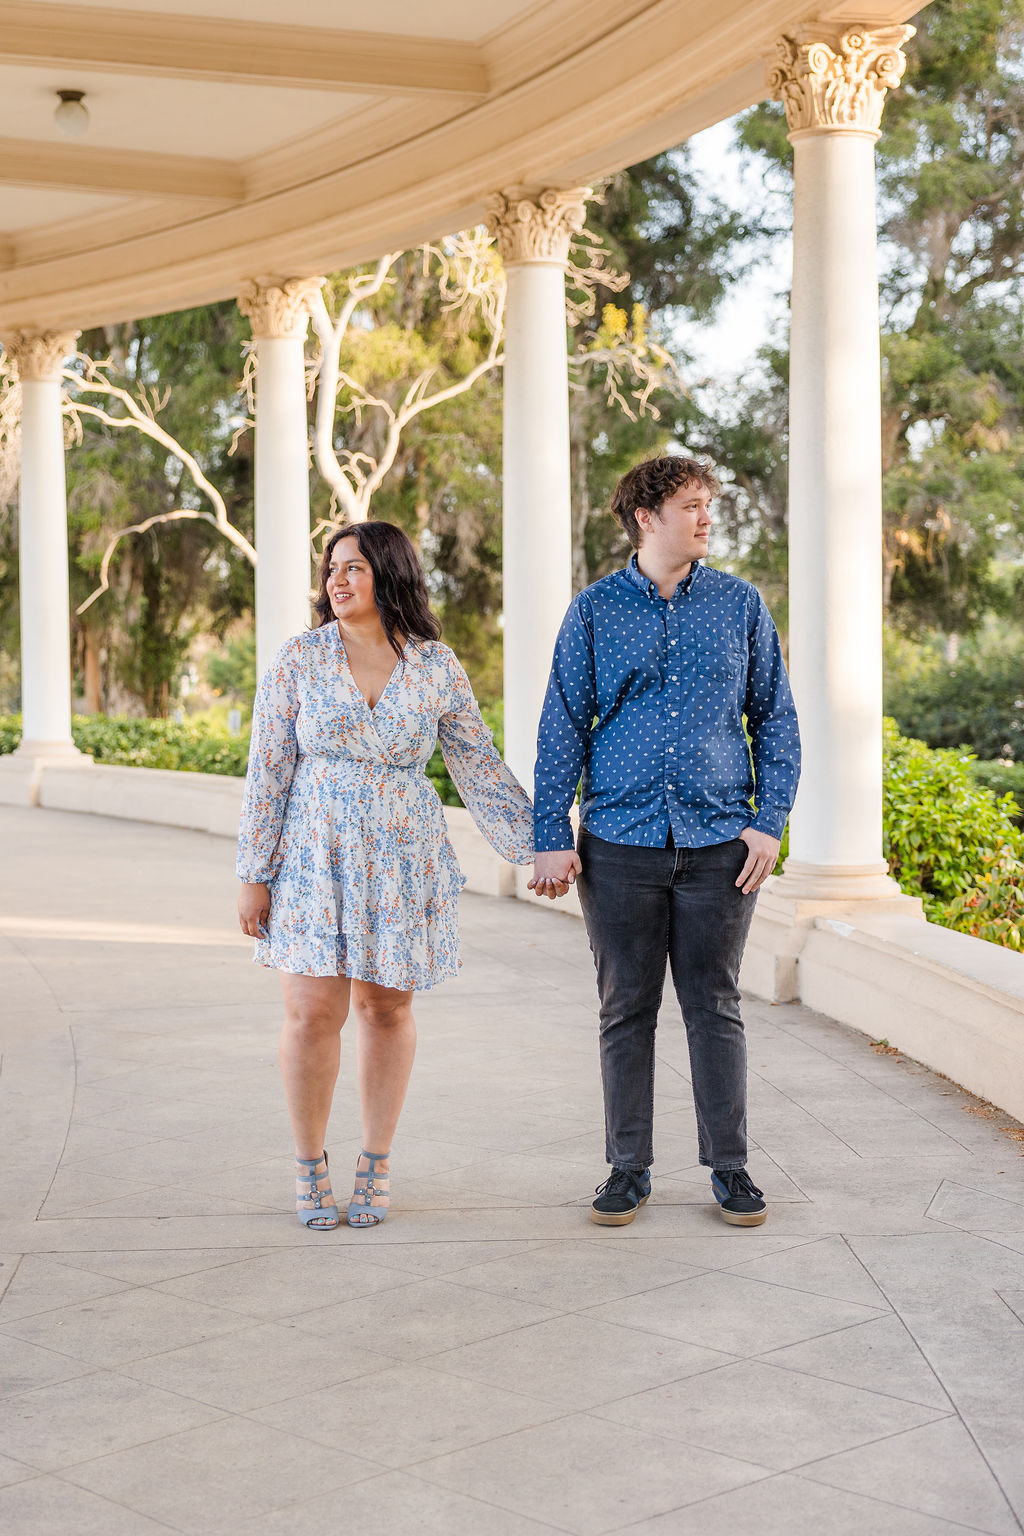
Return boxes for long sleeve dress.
[236,627,534,989]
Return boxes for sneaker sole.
[590,1194,649,1226]
[718,1206,767,1227]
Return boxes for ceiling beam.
[0,139,244,201]
[0,2,489,96]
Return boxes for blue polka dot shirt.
[533,555,801,852]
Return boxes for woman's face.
[326,537,376,624]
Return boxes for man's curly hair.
[610,455,721,550]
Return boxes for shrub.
[882,718,1023,919]
[969,759,1024,825]
[0,714,251,778]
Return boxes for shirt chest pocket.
[683,642,745,685]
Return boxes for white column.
[486,188,587,792]
[238,278,322,679]
[4,330,84,759]
[769,26,914,902]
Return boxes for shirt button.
[670,676,678,682]
[669,640,677,647]
[670,711,678,717]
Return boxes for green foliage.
[205,629,257,703]
[882,718,1023,939]
[947,850,1024,950]
[63,304,255,715]
[0,713,250,777]
[969,757,1024,816]
[723,0,1024,638]
[884,624,1024,758]
[568,153,767,587]
[773,720,1023,950]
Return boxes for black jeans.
[575,828,758,1173]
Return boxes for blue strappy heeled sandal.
[295,1152,339,1231]
[347,1149,390,1227]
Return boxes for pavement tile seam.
[784,1470,1018,1536]
[394,1467,579,1534]
[419,1336,747,1408]
[0,1289,260,1370]
[585,1359,954,1446]
[410,1410,777,1520]
[14,1475,186,1535]
[792,1419,1021,1536]
[764,1020,985,1155]
[600,1472,790,1536]
[579,1303,894,1360]
[0,1255,24,1304]
[745,1075,869,1161]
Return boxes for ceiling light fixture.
[55,89,89,140]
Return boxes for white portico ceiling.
[0,0,925,333]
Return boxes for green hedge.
[2,709,1019,951]
[0,714,251,777]
[881,719,1023,952]
[968,758,1024,823]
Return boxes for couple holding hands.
[237,455,800,1233]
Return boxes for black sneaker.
[591,1167,651,1226]
[711,1168,767,1226]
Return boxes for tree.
[718,0,1024,640]
[564,152,768,587]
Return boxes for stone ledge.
[797,913,1024,1122]
[37,760,243,837]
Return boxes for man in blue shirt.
[529,455,800,1227]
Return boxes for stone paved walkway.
[1,805,1024,1536]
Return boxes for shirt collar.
[624,553,702,601]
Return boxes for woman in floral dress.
[237,522,539,1230]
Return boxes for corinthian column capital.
[2,330,80,382]
[767,24,914,137]
[485,187,590,266]
[237,277,324,340]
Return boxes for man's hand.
[238,881,271,936]
[736,828,780,895]
[528,850,583,900]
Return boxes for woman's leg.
[351,979,416,1151]
[279,973,351,1223]
[348,980,416,1219]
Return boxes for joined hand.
[528,850,582,901]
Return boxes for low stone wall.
[5,757,1023,1123]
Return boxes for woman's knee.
[283,1004,345,1043]
[355,988,413,1031]
[358,1001,411,1032]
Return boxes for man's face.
[637,480,713,564]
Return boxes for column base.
[771,858,917,907]
[740,863,924,1004]
[0,745,92,807]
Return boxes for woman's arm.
[236,639,301,887]
[436,656,534,864]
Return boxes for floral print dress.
[236,627,534,989]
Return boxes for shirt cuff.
[533,817,576,853]
[749,805,789,840]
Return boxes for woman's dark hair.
[313,521,442,658]
[611,455,721,550]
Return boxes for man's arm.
[528,598,597,898]
[740,595,801,891]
